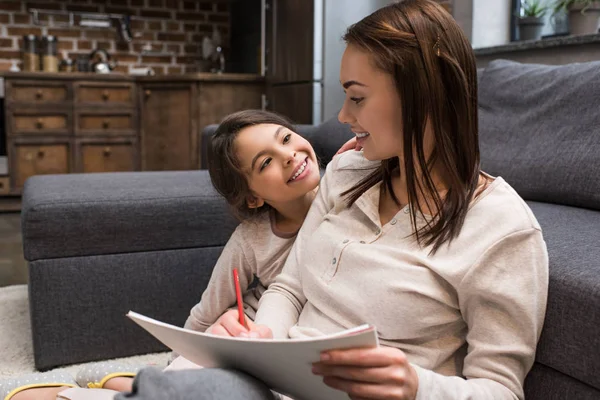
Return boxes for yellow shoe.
[75,361,139,389]
[0,370,77,400]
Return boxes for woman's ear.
[246,195,265,209]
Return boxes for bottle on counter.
[40,35,59,72]
[22,34,39,72]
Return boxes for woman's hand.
[336,136,362,155]
[312,346,419,400]
[207,309,273,339]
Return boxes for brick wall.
[0,0,230,74]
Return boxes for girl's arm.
[184,231,255,332]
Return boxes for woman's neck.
[271,188,318,231]
[388,160,449,214]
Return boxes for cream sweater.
[255,151,549,400]
[184,211,297,332]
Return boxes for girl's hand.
[336,137,362,155]
[207,309,247,337]
[312,346,419,400]
[207,310,273,339]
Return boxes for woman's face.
[338,44,405,161]
[235,123,320,208]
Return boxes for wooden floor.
[0,212,27,287]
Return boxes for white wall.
[471,0,512,48]
[321,0,392,122]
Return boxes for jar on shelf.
[59,58,75,73]
[22,34,39,72]
[40,35,58,72]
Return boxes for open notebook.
[127,311,379,400]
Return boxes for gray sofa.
[21,59,599,399]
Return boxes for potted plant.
[554,0,600,35]
[519,0,549,40]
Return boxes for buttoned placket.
[322,236,354,282]
[322,186,409,282]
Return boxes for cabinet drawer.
[76,112,135,135]
[0,177,9,194]
[11,113,70,135]
[75,82,135,106]
[7,81,70,105]
[77,139,138,173]
[11,142,70,189]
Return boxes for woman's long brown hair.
[342,0,480,253]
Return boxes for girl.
[0,110,356,400]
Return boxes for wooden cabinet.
[76,137,137,173]
[6,80,71,105]
[74,81,136,107]
[140,83,197,171]
[1,72,264,200]
[11,140,71,189]
[4,74,138,195]
[0,177,10,195]
[138,74,263,172]
[10,110,71,136]
[74,80,138,174]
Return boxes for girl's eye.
[350,97,364,105]
[260,158,272,171]
[283,133,291,144]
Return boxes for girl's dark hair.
[342,0,480,253]
[207,109,296,221]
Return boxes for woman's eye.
[260,158,272,171]
[350,97,364,105]
[283,133,291,144]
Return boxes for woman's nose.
[338,102,353,125]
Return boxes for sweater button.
[390,218,397,225]
[332,257,337,264]
[343,239,349,244]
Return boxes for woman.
[208,1,548,399]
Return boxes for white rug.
[0,285,170,378]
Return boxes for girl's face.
[235,123,320,209]
[338,44,406,161]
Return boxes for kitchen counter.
[474,33,600,56]
[0,71,264,82]
[475,33,600,67]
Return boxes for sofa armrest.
[22,170,238,262]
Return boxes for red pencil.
[232,268,247,329]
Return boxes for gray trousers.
[113,367,277,400]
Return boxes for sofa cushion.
[478,59,600,211]
[21,171,238,261]
[526,201,600,390]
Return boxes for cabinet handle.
[144,90,151,98]
[102,120,110,129]
[103,147,111,157]
[35,90,43,99]
[37,150,45,158]
[102,90,110,101]
[36,119,44,129]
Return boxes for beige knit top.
[255,150,549,400]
